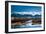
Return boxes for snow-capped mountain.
[11,12,41,18]
[12,12,41,16]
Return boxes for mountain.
[11,14,41,18]
[34,14,41,18]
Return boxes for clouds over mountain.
[11,12,41,18]
[12,12,41,16]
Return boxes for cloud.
[13,11,41,16]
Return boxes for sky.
[11,5,41,15]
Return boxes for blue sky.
[11,5,41,12]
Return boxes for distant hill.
[11,14,41,18]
